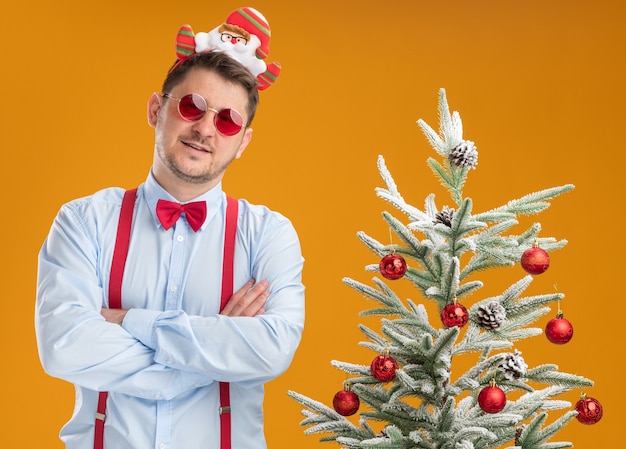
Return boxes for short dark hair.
[162,52,260,126]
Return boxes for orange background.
[1,0,622,447]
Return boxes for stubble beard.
[161,147,235,186]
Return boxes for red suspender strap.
[94,391,108,449]
[94,188,137,449]
[109,188,137,309]
[220,196,238,311]
[219,196,238,449]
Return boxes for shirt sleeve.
[122,211,306,388]
[35,201,212,400]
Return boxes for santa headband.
[173,7,281,90]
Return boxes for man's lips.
[182,140,211,153]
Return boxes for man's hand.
[101,308,128,325]
[220,279,269,317]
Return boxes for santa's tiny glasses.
[221,33,248,45]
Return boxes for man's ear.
[235,127,254,159]
[147,92,162,128]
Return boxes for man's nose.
[192,110,218,137]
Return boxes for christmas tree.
[288,89,602,448]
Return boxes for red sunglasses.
[162,93,244,136]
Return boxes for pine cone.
[449,140,478,169]
[434,206,455,227]
[515,424,527,445]
[476,301,506,330]
[500,349,528,381]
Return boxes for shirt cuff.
[122,308,160,349]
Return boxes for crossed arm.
[101,278,270,325]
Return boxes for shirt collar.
[143,171,224,231]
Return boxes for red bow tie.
[156,199,207,232]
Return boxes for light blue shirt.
[35,172,305,449]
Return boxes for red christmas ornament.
[520,244,550,275]
[545,312,574,344]
[332,387,360,416]
[370,354,398,382]
[379,254,407,280]
[478,380,507,414]
[440,302,469,328]
[575,394,603,425]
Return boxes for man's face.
[148,67,253,193]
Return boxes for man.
[35,9,304,449]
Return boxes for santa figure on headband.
[175,7,281,90]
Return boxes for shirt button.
[159,443,166,449]
[177,235,184,242]
[170,285,178,292]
